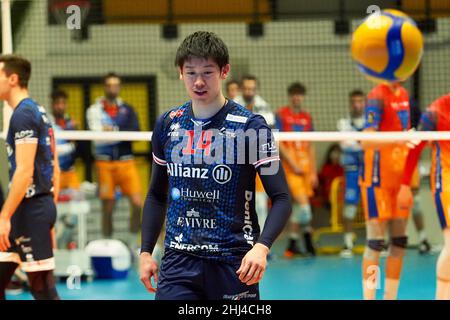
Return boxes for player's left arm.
[397,109,436,210]
[0,142,37,251]
[237,116,292,285]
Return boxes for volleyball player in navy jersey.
[139,31,292,300]
[0,55,60,300]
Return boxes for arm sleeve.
[140,113,169,254]
[402,141,426,186]
[246,115,291,248]
[11,108,39,145]
[402,109,436,185]
[140,160,168,254]
[86,105,103,131]
[257,164,292,248]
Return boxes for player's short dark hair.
[51,89,68,101]
[103,72,121,84]
[240,75,258,87]
[0,54,31,88]
[288,82,306,96]
[226,79,239,88]
[175,31,229,70]
[349,89,364,98]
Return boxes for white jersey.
[234,95,275,127]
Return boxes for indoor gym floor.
[6,250,438,300]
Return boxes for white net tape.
[0,130,448,142]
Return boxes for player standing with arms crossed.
[0,55,60,300]
[139,31,291,300]
[277,82,318,257]
[360,82,411,300]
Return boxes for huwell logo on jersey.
[171,187,220,203]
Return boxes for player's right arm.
[139,113,169,293]
[0,110,38,251]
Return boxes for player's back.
[361,84,410,189]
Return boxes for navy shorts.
[155,249,260,300]
[344,170,361,205]
[0,194,57,272]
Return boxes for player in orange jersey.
[277,82,318,257]
[397,93,450,299]
[360,82,411,300]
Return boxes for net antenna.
[50,0,91,42]
[2,0,13,137]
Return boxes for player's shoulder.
[155,102,190,130]
[13,98,40,120]
[367,84,386,99]
[337,117,351,131]
[226,100,264,128]
[431,94,450,110]
[276,105,290,115]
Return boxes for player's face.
[226,83,239,100]
[0,63,15,100]
[350,95,365,117]
[180,57,230,105]
[289,93,304,108]
[52,97,67,118]
[330,148,341,164]
[104,77,121,101]
[241,80,256,104]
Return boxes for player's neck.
[8,88,29,110]
[192,94,226,119]
[290,104,302,112]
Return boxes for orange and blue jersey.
[275,106,314,175]
[418,94,450,228]
[361,84,410,190]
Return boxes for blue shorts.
[0,194,57,272]
[344,170,360,205]
[156,249,260,300]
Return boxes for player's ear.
[178,67,183,80]
[220,64,231,80]
[9,73,19,87]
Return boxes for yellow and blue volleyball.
[351,9,423,83]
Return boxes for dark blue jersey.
[151,100,280,261]
[87,97,140,161]
[6,98,55,198]
[54,115,76,171]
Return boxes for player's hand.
[291,164,303,176]
[139,252,159,293]
[103,125,115,131]
[237,243,269,286]
[397,184,413,211]
[50,227,57,250]
[0,216,12,252]
[309,173,319,189]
